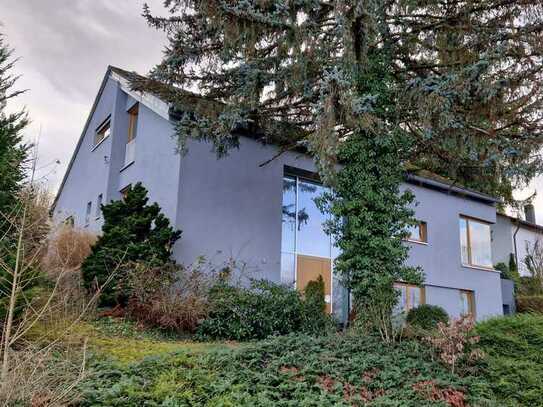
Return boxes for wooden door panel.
[296,254,332,313]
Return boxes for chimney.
[524,204,536,224]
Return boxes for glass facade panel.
[281,177,296,253]
[280,252,296,285]
[469,221,492,267]
[280,175,332,285]
[297,180,330,258]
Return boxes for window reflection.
[281,177,296,253]
[280,175,334,283]
[297,180,330,258]
[459,217,492,268]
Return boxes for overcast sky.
[1,0,166,191]
[1,1,542,221]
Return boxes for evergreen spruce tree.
[81,183,181,306]
[0,34,30,319]
[136,1,543,333]
[0,34,28,228]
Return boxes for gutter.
[406,173,500,205]
[512,220,521,270]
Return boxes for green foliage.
[320,135,423,341]
[81,183,181,306]
[80,332,494,406]
[0,33,31,320]
[406,305,449,331]
[518,276,543,296]
[197,279,333,340]
[476,314,543,406]
[516,296,543,314]
[140,1,543,203]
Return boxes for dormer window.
[95,117,111,146]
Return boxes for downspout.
[513,220,520,270]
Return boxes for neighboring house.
[492,206,543,277]
[52,66,505,322]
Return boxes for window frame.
[406,221,428,244]
[460,289,476,318]
[85,201,92,226]
[459,216,493,270]
[95,194,103,219]
[394,282,426,312]
[127,103,139,143]
[94,116,111,147]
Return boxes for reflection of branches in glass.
[282,204,309,231]
[282,178,319,231]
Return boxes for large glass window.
[280,175,333,283]
[459,217,492,268]
[296,180,330,258]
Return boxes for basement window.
[394,283,425,313]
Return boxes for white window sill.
[462,264,498,273]
[120,160,135,173]
[91,135,110,152]
[405,239,428,246]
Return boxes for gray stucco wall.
[53,78,118,233]
[491,214,514,267]
[54,74,505,322]
[402,184,502,320]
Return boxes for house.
[52,66,506,322]
[492,205,543,277]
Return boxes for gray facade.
[53,67,507,322]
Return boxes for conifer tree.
[0,34,30,320]
[137,0,543,201]
[136,1,543,333]
[0,34,28,228]
[81,183,181,306]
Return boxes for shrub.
[42,225,96,274]
[517,295,543,313]
[424,316,483,374]
[406,304,448,330]
[81,183,181,306]
[124,260,215,333]
[518,276,543,296]
[197,279,333,340]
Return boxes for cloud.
[0,0,167,190]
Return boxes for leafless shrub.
[0,341,87,407]
[424,315,484,374]
[41,225,96,276]
[1,184,122,404]
[125,258,217,333]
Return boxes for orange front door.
[296,254,332,313]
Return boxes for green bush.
[406,304,448,330]
[475,314,543,406]
[517,295,543,313]
[197,279,333,340]
[81,183,181,306]
[79,333,493,406]
[518,276,543,296]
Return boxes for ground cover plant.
[79,331,495,406]
[475,314,543,406]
